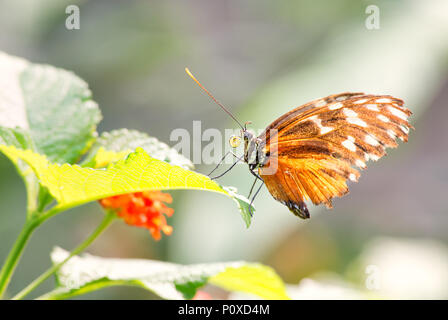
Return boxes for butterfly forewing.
[258,93,412,218]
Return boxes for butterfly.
[186,68,412,219]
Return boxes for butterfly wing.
[257,93,412,218]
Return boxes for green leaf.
[0,127,41,214]
[0,145,254,225]
[40,247,289,300]
[175,281,207,300]
[0,127,35,150]
[223,187,253,228]
[82,129,193,169]
[0,51,101,164]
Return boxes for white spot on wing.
[315,100,327,108]
[365,134,379,146]
[354,99,368,104]
[347,117,368,127]
[366,104,380,111]
[364,153,370,161]
[387,129,396,138]
[320,127,333,134]
[400,125,409,134]
[356,159,366,168]
[376,98,392,103]
[328,102,343,110]
[388,106,408,120]
[343,108,358,117]
[377,114,390,122]
[342,139,357,152]
[309,115,333,135]
[349,173,357,181]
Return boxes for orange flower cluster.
[99,191,174,240]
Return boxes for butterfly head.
[229,121,255,149]
[229,135,241,148]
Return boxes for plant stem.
[12,213,116,300]
[0,219,39,299]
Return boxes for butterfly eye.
[229,135,241,148]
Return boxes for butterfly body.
[240,92,412,219]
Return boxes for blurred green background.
[1,0,448,299]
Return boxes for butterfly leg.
[249,168,264,181]
[210,153,244,180]
[248,181,264,217]
[208,151,231,176]
[247,168,264,199]
[247,176,258,199]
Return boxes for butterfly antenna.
[185,68,245,130]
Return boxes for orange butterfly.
[186,69,412,219]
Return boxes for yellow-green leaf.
[0,145,254,225]
[91,147,131,169]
